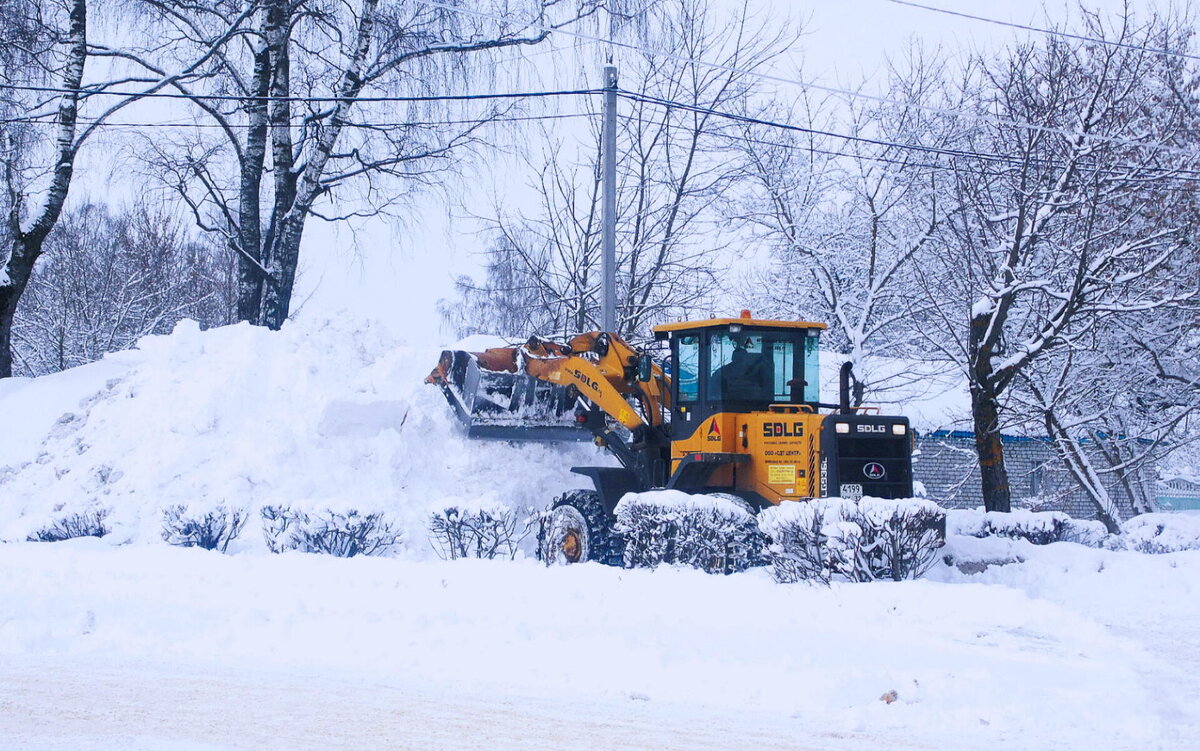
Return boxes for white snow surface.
[3,319,1200,749]
[0,316,604,550]
[1,540,1197,749]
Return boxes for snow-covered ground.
[1,539,1198,750]
[2,318,1198,749]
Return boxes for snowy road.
[0,657,922,751]
[2,541,1197,750]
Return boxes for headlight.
[835,422,849,434]
[892,424,907,436]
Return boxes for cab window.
[710,333,772,402]
[709,329,812,404]
[676,335,699,402]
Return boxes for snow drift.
[0,316,605,553]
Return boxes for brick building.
[913,430,1154,521]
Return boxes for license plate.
[840,483,863,500]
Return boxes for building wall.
[913,432,1153,521]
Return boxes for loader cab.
[653,313,827,438]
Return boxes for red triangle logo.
[707,419,721,439]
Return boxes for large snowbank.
[0,316,605,553]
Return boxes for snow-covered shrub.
[1060,518,1110,548]
[759,498,945,583]
[980,510,1069,545]
[1116,513,1200,554]
[260,505,403,557]
[858,499,947,581]
[615,491,762,574]
[161,504,247,552]
[948,509,1107,548]
[28,507,111,541]
[945,509,987,538]
[758,499,863,584]
[427,499,524,560]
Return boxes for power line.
[0,83,603,105]
[729,130,1200,191]
[882,0,1200,63]
[622,90,1200,182]
[413,0,1199,159]
[0,111,593,129]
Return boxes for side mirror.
[637,353,654,383]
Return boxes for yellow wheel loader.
[426,311,914,565]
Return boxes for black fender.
[570,466,646,516]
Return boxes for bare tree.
[135,0,606,332]
[12,201,235,376]
[737,48,962,406]
[916,10,1199,512]
[443,0,792,340]
[0,0,251,378]
[1016,300,1200,530]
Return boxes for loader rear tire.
[539,490,623,566]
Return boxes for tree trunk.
[0,0,87,377]
[0,236,43,378]
[235,21,272,323]
[258,216,303,330]
[970,382,1012,512]
[0,279,19,378]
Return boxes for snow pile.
[759,497,944,583]
[0,316,604,555]
[1116,512,1200,554]
[614,489,760,573]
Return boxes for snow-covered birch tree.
[737,50,962,406]
[136,0,606,331]
[916,11,1199,513]
[0,0,251,378]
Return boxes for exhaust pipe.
[839,361,853,415]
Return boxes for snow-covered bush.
[945,509,987,538]
[759,499,859,584]
[859,499,947,581]
[427,499,524,560]
[1060,518,1110,547]
[27,507,111,541]
[980,510,1069,545]
[759,498,945,583]
[615,491,762,574]
[161,504,247,552]
[1115,514,1200,554]
[260,505,403,557]
[947,509,1108,548]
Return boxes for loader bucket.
[426,348,593,441]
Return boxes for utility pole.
[600,65,618,333]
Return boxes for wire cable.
[882,0,1200,63]
[0,83,604,105]
[412,0,1200,158]
[622,90,1200,181]
[0,111,593,129]
[727,130,1200,190]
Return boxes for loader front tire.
[539,490,623,566]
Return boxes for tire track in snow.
[0,658,936,751]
